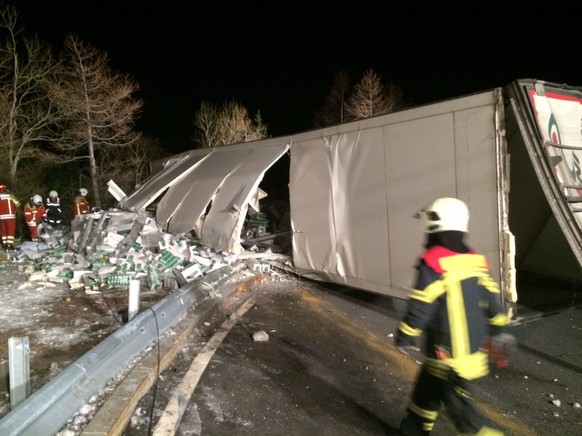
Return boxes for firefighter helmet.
[32,194,43,205]
[78,188,88,196]
[49,190,58,199]
[0,184,6,192]
[416,197,469,233]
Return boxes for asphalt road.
[115,273,582,436]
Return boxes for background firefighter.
[73,188,91,217]
[0,184,21,249]
[395,197,512,436]
[24,194,47,241]
[46,190,64,228]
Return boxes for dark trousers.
[399,364,493,435]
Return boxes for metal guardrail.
[0,265,236,436]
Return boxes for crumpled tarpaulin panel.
[134,139,290,253]
[120,151,207,211]
[200,143,290,253]
[159,148,251,234]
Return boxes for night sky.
[13,0,581,153]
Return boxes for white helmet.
[49,190,58,199]
[32,194,43,205]
[78,188,88,196]
[416,197,469,233]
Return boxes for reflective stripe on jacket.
[24,202,47,225]
[73,195,91,216]
[0,192,17,219]
[398,246,508,380]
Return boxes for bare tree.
[0,5,61,187]
[192,101,222,148]
[50,34,142,207]
[345,69,403,121]
[312,69,350,128]
[384,80,404,113]
[192,100,267,148]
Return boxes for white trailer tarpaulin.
[289,90,503,299]
[121,151,206,211]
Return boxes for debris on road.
[252,330,269,342]
[10,209,289,296]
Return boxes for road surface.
[111,273,582,435]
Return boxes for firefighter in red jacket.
[24,194,46,241]
[395,197,511,436]
[0,184,21,249]
[73,188,91,217]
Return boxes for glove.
[484,333,517,368]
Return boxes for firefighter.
[73,187,91,217]
[45,190,63,228]
[0,184,21,249]
[24,194,47,241]
[395,197,510,435]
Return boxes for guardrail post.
[128,279,141,321]
[8,337,30,410]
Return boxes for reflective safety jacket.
[73,195,90,217]
[24,201,47,225]
[46,197,63,226]
[0,191,19,220]
[396,246,508,380]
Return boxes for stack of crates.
[250,213,269,238]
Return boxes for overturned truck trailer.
[119,79,582,319]
[290,78,582,319]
